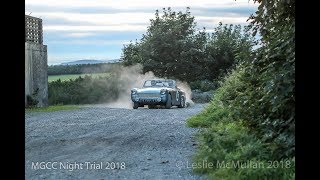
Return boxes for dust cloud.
[176,81,195,107]
[104,64,194,109]
[105,64,157,108]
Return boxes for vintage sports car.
[131,79,186,109]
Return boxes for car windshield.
[143,80,173,87]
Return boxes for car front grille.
[139,93,160,98]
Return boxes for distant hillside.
[60,59,121,65]
[48,62,121,75]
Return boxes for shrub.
[187,100,228,128]
[26,88,39,107]
[26,95,38,107]
[48,75,120,105]
[192,120,295,180]
[187,0,295,178]
[190,80,218,92]
[187,61,295,178]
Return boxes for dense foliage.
[48,63,118,75]
[187,0,295,178]
[26,88,39,107]
[48,75,120,105]
[121,8,254,90]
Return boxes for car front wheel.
[133,102,139,109]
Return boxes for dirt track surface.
[25,104,207,179]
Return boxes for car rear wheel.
[165,94,172,109]
[133,102,139,109]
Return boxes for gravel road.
[25,103,207,180]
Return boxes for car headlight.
[160,90,166,95]
[131,90,137,95]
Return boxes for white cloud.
[196,16,250,27]
[31,12,153,32]
[35,12,251,33]
[64,32,96,37]
[26,0,257,33]
[36,12,154,26]
[49,39,131,45]
[26,0,257,9]
[26,0,258,62]
[44,25,147,32]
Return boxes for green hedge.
[48,75,121,105]
[187,63,294,179]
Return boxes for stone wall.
[25,42,48,107]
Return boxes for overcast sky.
[25,0,258,65]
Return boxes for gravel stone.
[25,103,208,179]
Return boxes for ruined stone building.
[25,15,48,107]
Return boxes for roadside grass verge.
[186,66,295,179]
[25,105,80,113]
[186,102,229,128]
[188,118,295,179]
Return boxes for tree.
[205,23,254,81]
[121,41,142,66]
[124,7,199,81]
[121,8,254,86]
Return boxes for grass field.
[48,73,110,82]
